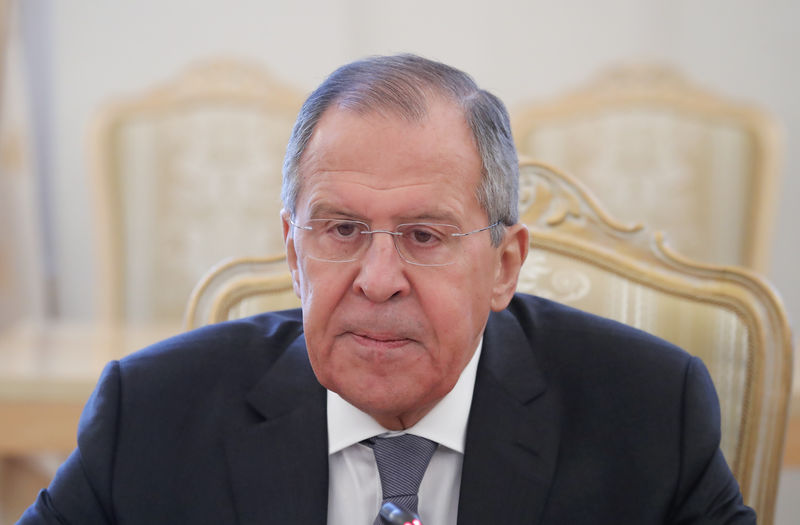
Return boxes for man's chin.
[337,384,441,430]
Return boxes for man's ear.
[490,223,529,311]
[281,210,302,298]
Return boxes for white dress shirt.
[327,339,483,525]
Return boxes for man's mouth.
[348,331,414,349]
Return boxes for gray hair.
[282,54,518,245]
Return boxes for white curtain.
[0,0,47,329]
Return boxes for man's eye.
[333,222,360,237]
[412,230,433,243]
[407,227,443,244]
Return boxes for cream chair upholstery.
[183,160,793,524]
[89,59,304,322]
[512,64,782,272]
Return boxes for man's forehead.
[290,95,484,222]
[294,166,484,227]
[300,102,477,170]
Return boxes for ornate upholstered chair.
[514,160,792,524]
[183,160,793,524]
[88,59,305,322]
[512,64,782,272]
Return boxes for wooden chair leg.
[0,454,62,523]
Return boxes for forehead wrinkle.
[303,190,467,227]
[301,166,471,197]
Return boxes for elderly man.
[20,55,754,524]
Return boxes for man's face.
[283,98,526,429]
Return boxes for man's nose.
[352,232,411,302]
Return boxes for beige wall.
[31,0,799,337]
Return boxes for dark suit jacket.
[20,294,755,524]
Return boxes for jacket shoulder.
[122,308,303,366]
[115,309,305,402]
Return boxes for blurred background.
[0,0,797,523]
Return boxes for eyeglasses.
[288,218,500,267]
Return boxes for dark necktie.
[366,434,438,525]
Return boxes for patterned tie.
[366,434,438,524]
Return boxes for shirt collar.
[327,337,483,455]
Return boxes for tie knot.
[366,434,437,519]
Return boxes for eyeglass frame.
[287,217,501,267]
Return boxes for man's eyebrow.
[306,203,462,225]
[397,212,461,225]
[307,202,364,220]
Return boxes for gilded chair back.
[184,254,300,329]
[513,64,782,272]
[183,160,793,524]
[89,59,304,322]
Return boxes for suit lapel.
[225,334,329,524]
[457,308,561,525]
